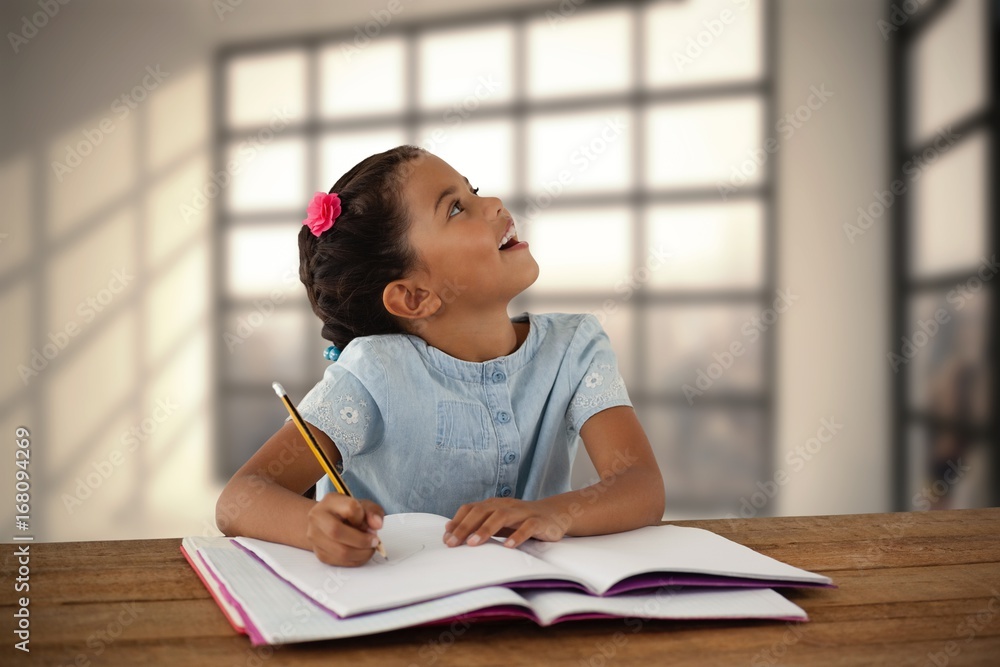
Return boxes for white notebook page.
[519,525,833,593]
[234,513,570,616]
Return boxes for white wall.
[775,0,891,516]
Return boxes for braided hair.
[298,144,427,350]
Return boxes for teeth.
[499,225,516,249]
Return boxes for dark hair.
[298,144,427,350]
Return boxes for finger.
[445,503,475,535]
[310,505,382,551]
[321,494,366,528]
[312,542,375,567]
[446,506,492,547]
[466,508,520,546]
[501,518,544,549]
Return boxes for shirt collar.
[405,311,541,382]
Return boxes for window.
[891,0,997,510]
[214,0,775,516]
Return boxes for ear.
[382,278,442,322]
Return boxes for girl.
[216,145,665,567]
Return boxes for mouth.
[498,218,522,251]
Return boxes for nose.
[480,195,504,220]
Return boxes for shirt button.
[499,485,513,497]
[496,410,511,424]
[491,370,506,383]
[504,451,517,464]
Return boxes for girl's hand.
[306,494,385,567]
[444,498,566,549]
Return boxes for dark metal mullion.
[905,411,993,440]
[218,82,768,141]
[304,41,320,393]
[404,27,418,145]
[909,270,997,293]
[511,15,528,316]
[988,0,999,508]
[218,185,769,224]
[903,106,991,158]
[211,52,228,482]
[890,0,910,511]
[631,3,646,402]
[760,0,777,513]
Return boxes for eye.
[448,200,463,218]
[472,187,480,195]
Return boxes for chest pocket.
[436,400,491,451]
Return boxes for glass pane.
[226,49,307,128]
[905,288,991,426]
[226,138,305,213]
[221,392,289,478]
[526,108,632,195]
[225,223,302,298]
[320,37,406,118]
[527,300,636,392]
[908,0,988,146]
[523,206,632,293]
[640,406,765,506]
[526,6,632,99]
[418,24,514,110]
[910,130,987,277]
[645,96,763,189]
[907,425,992,510]
[320,128,408,190]
[645,201,764,290]
[644,0,763,88]
[223,307,310,386]
[417,119,515,200]
[644,303,765,396]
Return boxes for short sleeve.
[292,361,385,464]
[565,314,633,438]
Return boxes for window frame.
[211,0,777,514]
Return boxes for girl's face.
[399,153,539,310]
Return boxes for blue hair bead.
[324,345,341,362]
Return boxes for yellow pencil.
[272,381,386,558]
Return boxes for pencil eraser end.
[272,382,285,396]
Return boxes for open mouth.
[499,220,520,250]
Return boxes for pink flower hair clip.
[303,191,342,237]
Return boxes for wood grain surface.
[3,507,999,666]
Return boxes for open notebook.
[182,534,810,646]
[229,513,833,617]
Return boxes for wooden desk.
[3,508,999,666]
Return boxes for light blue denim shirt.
[293,311,633,517]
